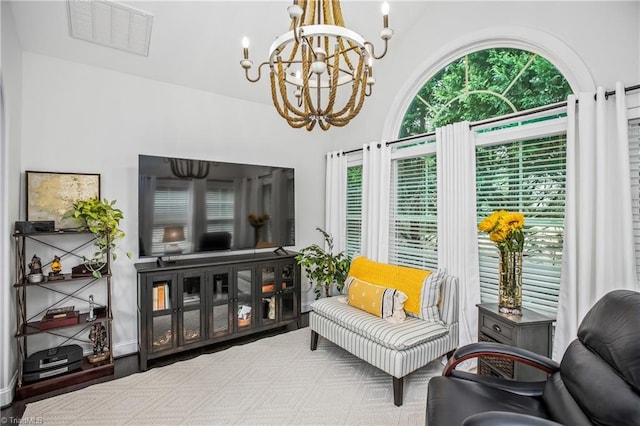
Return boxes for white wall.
[18,52,330,357]
[1,0,22,408]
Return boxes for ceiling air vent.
[67,0,153,56]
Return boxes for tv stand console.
[135,251,301,370]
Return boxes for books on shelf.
[153,283,171,311]
[157,284,166,310]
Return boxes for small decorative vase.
[498,250,523,315]
[253,226,262,246]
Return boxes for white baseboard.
[0,370,17,408]
[113,339,138,358]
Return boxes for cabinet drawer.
[480,314,514,344]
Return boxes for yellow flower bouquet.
[478,210,525,253]
[478,210,525,314]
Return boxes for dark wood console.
[135,251,301,370]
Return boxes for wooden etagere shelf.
[18,313,113,337]
[14,272,112,287]
[12,231,115,400]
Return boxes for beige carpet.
[21,327,444,425]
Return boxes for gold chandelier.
[240,0,393,131]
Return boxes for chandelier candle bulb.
[240,37,253,69]
[367,58,375,88]
[242,37,249,54]
[382,2,390,28]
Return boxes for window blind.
[152,179,192,254]
[346,165,362,259]
[628,118,640,284]
[389,154,438,270]
[476,135,566,314]
[206,181,234,233]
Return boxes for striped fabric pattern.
[437,274,458,325]
[311,296,447,350]
[415,268,445,321]
[310,272,459,379]
[310,312,459,378]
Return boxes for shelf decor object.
[240,0,394,131]
[25,171,100,230]
[478,210,525,315]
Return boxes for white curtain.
[234,177,262,248]
[325,151,347,253]
[138,176,156,256]
[436,122,481,347]
[270,169,289,245]
[361,143,391,262]
[553,83,638,360]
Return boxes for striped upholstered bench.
[309,259,459,407]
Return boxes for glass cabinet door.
[260,265,277,326]
[179,271,205,346]
[280,262,297,321]
[149,275,175,353]
[236,267,254,330]
[210,270,231,337]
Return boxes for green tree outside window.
[400,48,572,137]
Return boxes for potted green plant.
[65,197,131,277]
[296,227,351,299]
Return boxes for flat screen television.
[138,154,295,259]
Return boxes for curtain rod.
[341,101,563,155]
[340,83,640,156]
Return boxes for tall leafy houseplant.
[66,197,131,277]
[296,227,351,299]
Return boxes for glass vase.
[498,250,523,315]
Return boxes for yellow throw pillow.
[344,277,407,322]
[346,256,445,322]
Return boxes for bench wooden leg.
[393,376,404,406]
[310,330,319,351]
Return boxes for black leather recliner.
[426,289,640,425]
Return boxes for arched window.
[386,48,573,313]
[399,48,572,137]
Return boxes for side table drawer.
[480,313,514,344]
